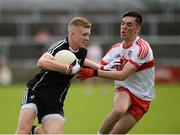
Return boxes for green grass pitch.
[0,81,180,134]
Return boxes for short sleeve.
[47,40,62,56]
[102,43,122,64]
[130,39,153,68]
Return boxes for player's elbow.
[116,76,126,81]
[37,58,45,69]
[119,76,128,81]
[116,73,128,81]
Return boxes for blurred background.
[0,0,180,134]
[0,0,180,83]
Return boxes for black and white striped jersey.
[26,37,87,103]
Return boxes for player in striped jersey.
[16,17,91,134]
[78,10,155,134]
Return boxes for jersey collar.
[122,36,139,49]
[69,46,79,53]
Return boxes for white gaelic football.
[54,50,76,65]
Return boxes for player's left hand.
[66,58,80,74]
[77,67,98,80]
[102,58,121,71]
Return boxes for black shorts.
[21,87,64,123]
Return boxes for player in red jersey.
[78,10,155,134]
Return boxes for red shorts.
[115,87,150,121]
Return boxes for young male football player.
[78,10,155,134]
[16,16,91,134]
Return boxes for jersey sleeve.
[130,39,153,68]
[100,43,121,65]
[46,40,62,56]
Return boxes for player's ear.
[69,31,74,37]
[136,25,141,33]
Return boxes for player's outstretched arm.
[98,62,137,80]
[78,61,137,81]
[84,58,101,69]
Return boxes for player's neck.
[123,35,137,47]
[69,46,79,52]
[123,41,132,49]
[68,38,79,51]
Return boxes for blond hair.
[68,17,91,31]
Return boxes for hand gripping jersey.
[101,36,155,101]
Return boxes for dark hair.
[122,10,143,26]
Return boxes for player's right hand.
[77,67,98,80]
[66,58,80,74]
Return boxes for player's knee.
[16,125,31,134]
[112,107,126,119]
[44,128,63,134]
[43,124,63,134]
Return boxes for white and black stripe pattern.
[59,86,68,103]
[32,71,48,91]
[47,39,67,55]
[22,87,28,105]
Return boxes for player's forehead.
[121,16,136,24]
[79,26,91,33]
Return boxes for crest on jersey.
[30,95,35,99]
[128,50,132,56]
